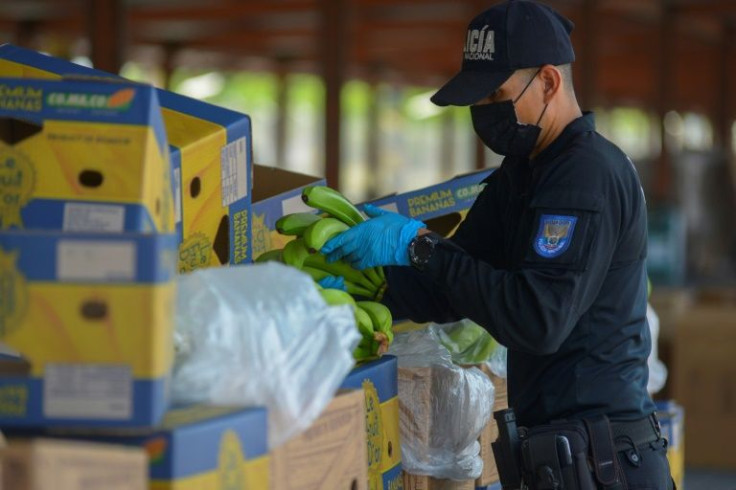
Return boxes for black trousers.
[617,437,675,490]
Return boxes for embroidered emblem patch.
[533,214,577,258]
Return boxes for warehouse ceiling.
[0,0,736,114]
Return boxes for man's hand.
[321,204,425,270]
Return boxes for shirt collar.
[530,111,596,166]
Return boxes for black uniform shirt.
[384,113,656,427]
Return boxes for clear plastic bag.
[389,329,495,480]
[172,262,360,449]
[646,303,668,395]
[487,344,507,378]
[432,319,498,365]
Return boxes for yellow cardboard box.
[19,405,271,490]
[362,168,493,237]
[340,355,403,490]
[0,76,173,234]
[271,389,368,490]
[251,164,324,259]
[0,230,177,427]
[0,438,147,490]
[0,44,253,271]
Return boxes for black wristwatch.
[408,234,438,270]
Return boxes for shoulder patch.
[533,214,577,258]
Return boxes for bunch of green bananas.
[319,288,394,362]
[255,185,393,363]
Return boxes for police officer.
[322,0,674,488]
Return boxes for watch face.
[411,235,435,267]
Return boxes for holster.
[584,415,625,490]
[518,416,627,490]
[520,421,595,490]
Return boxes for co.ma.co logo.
[464,25,495,61]
[46,88,136,111]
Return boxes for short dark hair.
[520,64,575,95]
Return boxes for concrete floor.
[684,468,736,490]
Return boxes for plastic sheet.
[432,319,498,365]
[389,329,495,480]
[172,262,360,449]
[487,344,508,379]
[646,303,668,395]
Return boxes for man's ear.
[539,65,562,103]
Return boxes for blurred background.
[0,0,734,486]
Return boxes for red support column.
[275,59,291,168]
[88,0,125,74]
[366,81,381,199]
[655,0,675,204]
[715,21,734,151]
[320,0,347,189]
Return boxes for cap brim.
[430,69,514,107]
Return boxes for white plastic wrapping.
[172,262,360,449]
[487,344,508,379]
[389,329,495,480]
[646,303,668,394]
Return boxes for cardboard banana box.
[0,230,177,427]
[0,76,173,234]
[3,405,269,490]
[251,164,324,259]
[0,43,253,271]
[362,168,493,237]
[340,355,403,490]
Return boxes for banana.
[354,307,375,338]
[357,301,394,343]
[352,345,374,362]
[363,267,385,288]
[319,288,357,309]
[282,238,311,269]
[275,212,322,236]
[302,186,365,227]
[301,266,331,283]
[303,253,376,292]
[254,249,283,263]
[345,281,376,299]
[303,217,350,253]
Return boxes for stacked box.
[655,401,684,489]
[0,77,173,233]
[673,303,735,469]
[474,364,507,489]
[0,438,147,490]
[398,365,479,490]
[96,405,269,490]
[0,43,254,271]
[271,389,367,490]
[251,164,325,259]
[4,405,270,490]
[0,231,177,427]
[340,355,403,490]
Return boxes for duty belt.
[610,413,662,452]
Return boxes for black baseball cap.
[431,0,575,107]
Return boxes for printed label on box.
[43,364,132,419]
[221,137,248,207]
[57,240,136,281]
[63,203,126,232]
[281,193,313,216]
[173,167,182,224]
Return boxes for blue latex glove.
[321,204,425,269]
[317,275,347,291]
